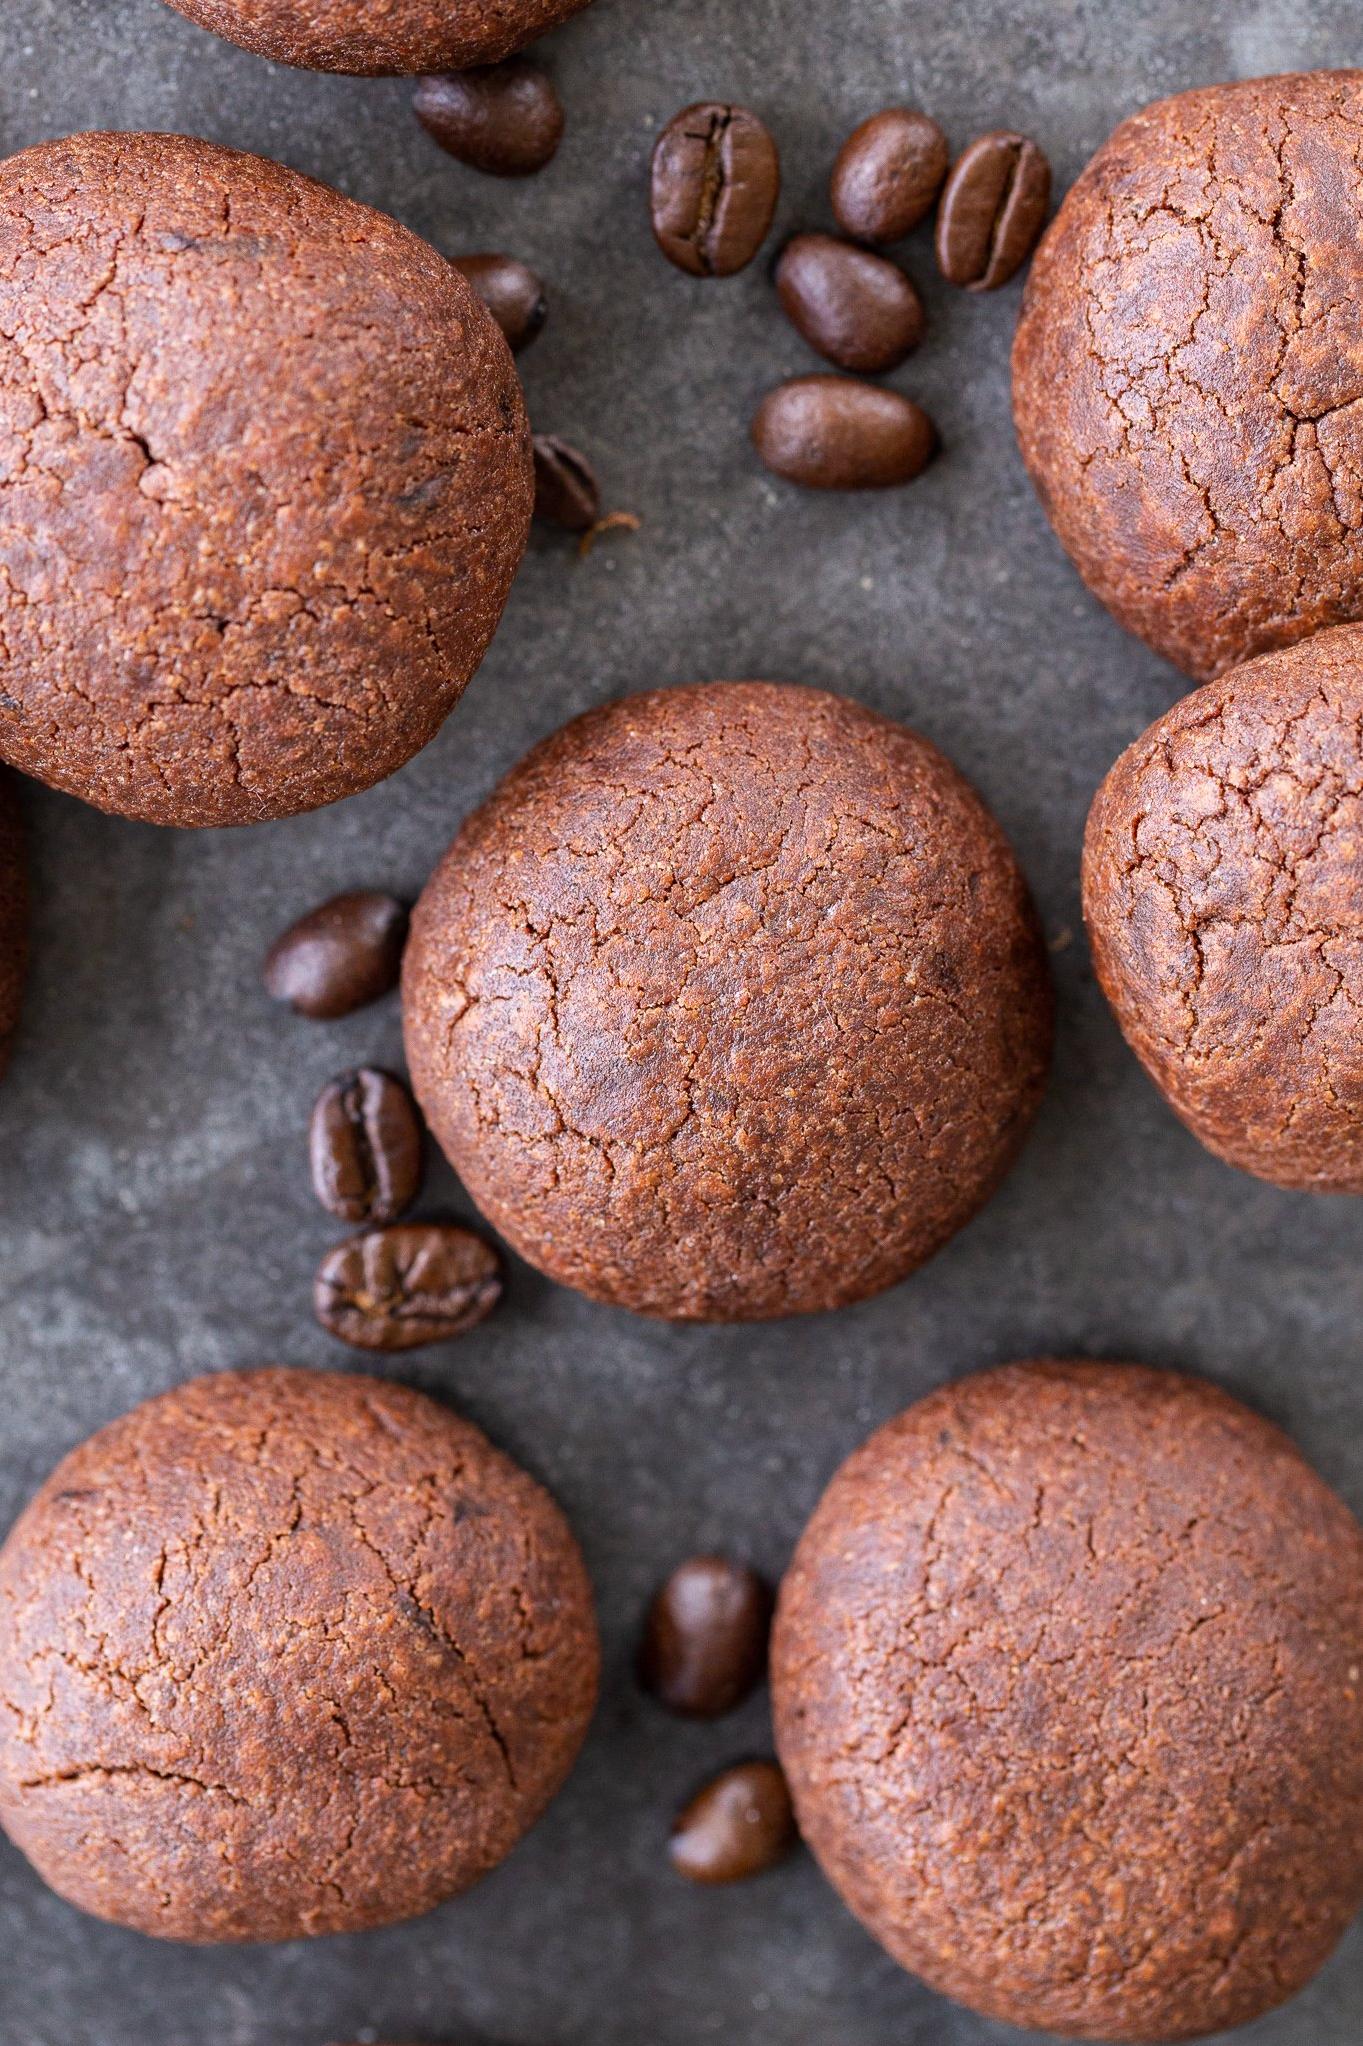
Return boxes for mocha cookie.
[160,0,592,72]
[403,682,1052,1321]
[0,1368,597,1942]
[1084,625,1363,1190]
[1014,71,1363,682]
[773,1361,1363,2041]
[0,774,25,1080]
[0,132,531,828]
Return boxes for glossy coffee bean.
[831,108,949,244]
[651,102,780,278]
[936,131,1051,290]
[451,253,547,353]
[310,1069,423,1227]
[263,892,408,1020]
[533,435,600,531]
[413,60,564,177]
[670,1761,796,1884]
[640,1556,772,1717]
[315,1223,502,1352]
[775,233,925,374]
[752,375,936,490]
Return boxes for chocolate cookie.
[160,0,592,73]
[773,1360,1363,2041]
[0,774,25,1080]
[1013,71,1363,682]
[0,1368,598,1941]
[1084,624,1363,1190]
[0,132,532,828]
[403,682,1052,1321]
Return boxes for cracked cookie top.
[1084,624,1363,1190]
[0,1368,598,1942]
[0,131,532,827]
[402,682,1053,1322]
[0,772,24,1080]
[772,1360,1363,2042]
[161,0,593,73]
[1013,71,1363,683]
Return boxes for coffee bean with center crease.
[752,375,936,490]
[775,233,925,374]
[831,108,949,244]
[639,1556,772,1717]
[533,436,600,531]
[414,60,564,178]
[264,892,409,1020]
[670,1761,797,1884]
[651,102,780,278]
[310,1069,423,1226]
[315,1223,502,1351]
[451,254,547,353]
[936,131,1051,290]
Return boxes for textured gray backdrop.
[0,2,1361,2043]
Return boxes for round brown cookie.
[773,1360,1363,2042]
[1084,624,1363,1190]
[403,682,1052,1321]
[0,1368,598,1942]
[160,0,592,73]
[1013,71,1363,683]
[0,131,532,828]
[0,774,25,1080]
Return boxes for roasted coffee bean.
[639,1555,772,1717]
[752,375,936,490]
[451,253,548,353]
[263,891,408,1020]
[533,435,600,531]
[936,131,1051,290]
[315,1223,502,1351]
[413,61,564,177]
[775,233,925,374]
[651,102,780,278]
[670,1761,796,1884]
[310,1069,423,1226]
[831,108,949,244]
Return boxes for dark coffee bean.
[451,253,547,353]
[310,1069,423,1227]
[831,108,949,244]
[651,102,780,278]
[752,375,937,491]
[936,131,1051,290]
[533,435,600,531]
[775,233,925,374]
[263,892,408,1020]
[413,61,564,178]
[670,1761,796,1884]
[639,1555,772,1717]
[314,1223,502,1351]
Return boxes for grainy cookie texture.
[1085,625,1363,1190]
[773,1361,1363,2042]
[160,0,592,73]
[1014,71,1363,682]
[0,132,532,827]
[0,1368,598,1942]
[0,773,24,1079]
[403,682,1052,1321]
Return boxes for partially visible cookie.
[160,0,592,73]
[1084,624,1363,1190]
[0,1368,598,1942]
[0,774,24,1080]
[773,1360,1363,2041]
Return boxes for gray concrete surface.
[0,2,1361,2042]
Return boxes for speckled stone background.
[1,2,1361,2043]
